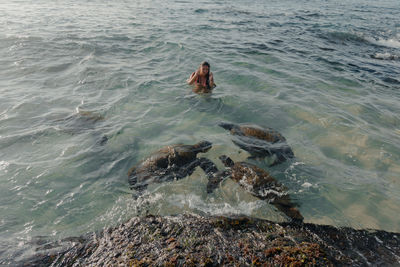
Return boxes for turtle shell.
[219,122,294,165]
[128,141,212,188]
[229,161,286,199]
[231,124,286,143]
[216,155,303,222]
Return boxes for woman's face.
[200,65,209,75]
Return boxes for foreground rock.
[22,214,399,266]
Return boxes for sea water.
[0,0,399,263]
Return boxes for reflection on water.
[192,84,214,95]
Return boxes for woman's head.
[199,61,210,75]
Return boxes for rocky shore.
[22,213,399,266]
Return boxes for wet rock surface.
[21,214,400,266]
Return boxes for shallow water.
[1,0,400,263]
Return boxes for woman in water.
[187,61,216,92]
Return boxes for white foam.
[167,193,262,217]
[0,161,10,172]
[301,182,313,188]
[372,52,399,60]
[258,188,287,199]
[78,52,94,65]
[366,36,400,49]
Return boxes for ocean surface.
[1,0,399,263]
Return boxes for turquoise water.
[1,0,400,263]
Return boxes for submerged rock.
[20,214,400,266]
[128,141,218,191]
[219,122,294,166]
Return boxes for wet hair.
[201,61,210,68]
[199,61,210,88]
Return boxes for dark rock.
[20,214,400,267]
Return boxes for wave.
[371,52,399,61]
[321,31,400,50]
[194,9,208,13]
[365,36,400,49]
[321,31,367,44]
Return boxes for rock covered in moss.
[22,214,400,266]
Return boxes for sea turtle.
[219,122,294,166]
[128,141,218,191]
[51,110,109,146]
[59,110,105,131]
[207,155,303,222]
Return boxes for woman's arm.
[209,72,215,88]
[187,71,198,85]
